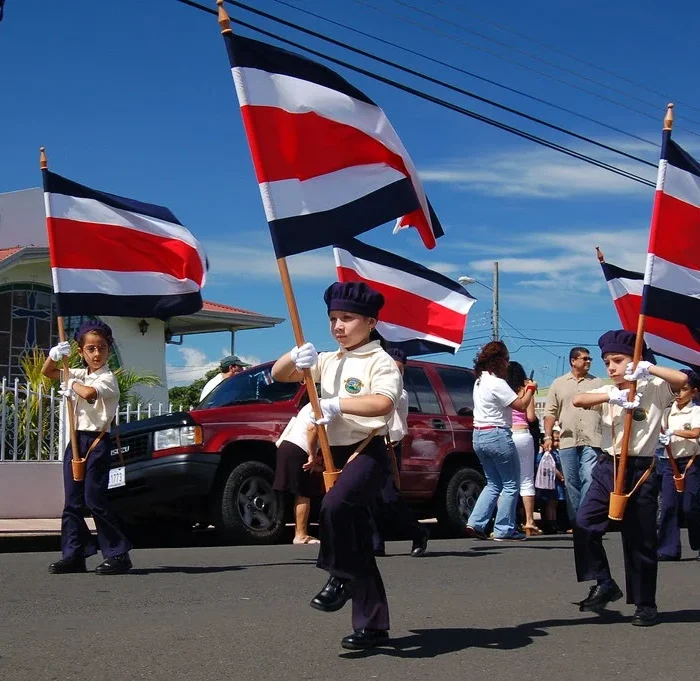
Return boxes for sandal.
[523,524,543,536]
[293,536,320,545]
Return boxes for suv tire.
[217,460,285,544]
[437,467,485,536]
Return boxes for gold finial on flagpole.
[217,0,232,33]
[39,147,48,170]
[664,103,674,131]
[596,246,605,263]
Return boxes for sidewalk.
[0,518,94,553]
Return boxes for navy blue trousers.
[574,455,659,608]
[317,437,390,631]
[656,455,700,559]
[61,431,131,560]
[371,445,424,553]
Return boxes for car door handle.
[431,418,447,429]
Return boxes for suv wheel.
[217,460,285,544]
[437,467,485,536]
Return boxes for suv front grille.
[111,433,151,466]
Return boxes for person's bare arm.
[41,357,61,381]
[573,392,608,408]
[511,380,537,411]
[543,415,556,451]
[271,352,304,383]
[649,365,688,392]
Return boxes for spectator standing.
[466,341,537,542]
[544,347,603,522]
[199,355,251,402]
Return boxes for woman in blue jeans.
[467,341,538,541]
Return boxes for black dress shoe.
[48,556,87,574]
[95,553,132,575]
[310,576,352,612]
[578,581,623,612]
[632,606,659,627]
[657,554,680,562]
[341,628,389,650]
[410,529,429,557]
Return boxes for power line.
[225,0,656,169]
[271,0,657,149]
[431,0,700,119]
[182,1,658,187]
[348,0,700,139]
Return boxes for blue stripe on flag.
[641,285,700,327]
[385,338,458,358]
[335,238,474,297]
[662,133,700,179]
[42,170,183,225]
[268,178,418,258]
[55,292,203,320]
[601,261,644,282]
[225,33,376,107]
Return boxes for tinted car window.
[404,366,442,414]
[436,367,475,415]
[199,366,298,408]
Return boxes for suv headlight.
[154,426,203,451]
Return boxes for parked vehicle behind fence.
[106,359,483,544]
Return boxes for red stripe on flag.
[47,217,205,283]
[239,105,410,184]
[337,266,465,344]
[648,191,700,270]
[612,293,642,332]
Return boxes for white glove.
[49,341,71,362]
[59,379,77,400]
[608,387,641,410]
[290,342,318,370]
[624,360,652,381]
[658,429,672,447]
[308,397,343,426]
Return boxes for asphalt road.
[2,534,699,681]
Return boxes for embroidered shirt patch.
[344,377,363,395]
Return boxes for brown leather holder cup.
[673,475,686,493]
[323,470,341,492]
[608,492,628,521]
[71,457,87,482]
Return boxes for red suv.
[107,359,483,543]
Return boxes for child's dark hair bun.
[73,319,114,346]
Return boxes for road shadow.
[416,550,501,558]
[340,609,700,659]
[129,558,317,575]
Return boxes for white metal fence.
[0,377,190,462]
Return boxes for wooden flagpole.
[40,148,84,481]
[608,103,674,520]
[217,1,339,490]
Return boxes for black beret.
[323,281,384,319]
[73,319,114,346]
[598,329,655,363]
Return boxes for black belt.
[602,453,654,470]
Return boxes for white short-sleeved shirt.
[200,373,225,402]
[388,389,409,443]
[473,372,518,428]
[660,402,700,459]
[589,377,675,458]
[309,340,402,446]
[276,403,315,454]
[69,365,120,431]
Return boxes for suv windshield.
[198,365,299,409]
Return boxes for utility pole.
[492,261,500,341]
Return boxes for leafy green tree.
[168,368,219,409]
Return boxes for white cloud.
[420,145,657,199]
[166,347,262,387]
[203,239,337,284]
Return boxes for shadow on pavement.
[340,609,700,659]
[129,558,316,575]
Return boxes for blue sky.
[2,0,699,387]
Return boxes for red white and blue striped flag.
[222,33,443,257]
[642,133,700,333]
[333,239,474,356]
[601,259,700,366]
[43,170,208,319]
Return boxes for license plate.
[108,466,126,489]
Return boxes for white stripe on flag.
[51,268,202,296]
[334,249,474,314]
[644,253,700,297]
[233,66,432,234]
[377,321,461,351]
[46,193,206,255]
[259,165,407,221]
[607,276,643,300]
[645,332,700,366]
[660,160,700,210]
